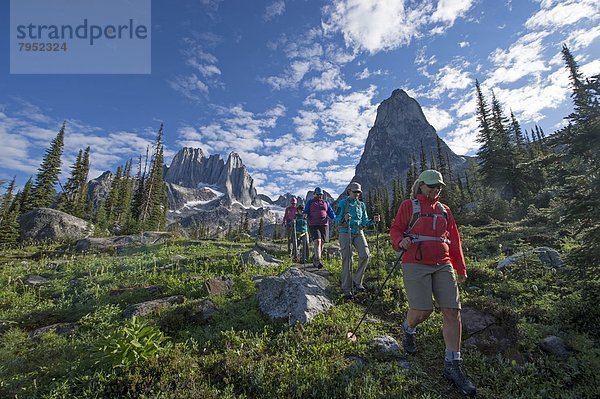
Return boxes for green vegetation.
[0,44,598,398]
[0,225,599,398]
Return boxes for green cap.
[417,169,446,186]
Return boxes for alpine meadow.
[1,1,599,398]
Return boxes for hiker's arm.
[362,202,374,227]
[446,207,467,277]
[326,202,336,219]
[390,200,411,251]
[303,201,310,215]
[333,200,344,224]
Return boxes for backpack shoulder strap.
[437,202,448,221]
[406,198,421,233]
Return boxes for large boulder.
[29,323,78,341]
[123,295,185,318]
[461,307,516,354]
[256,267,332,324]
[19,208,92,242]
[241,248,283,268]
[497,247,563,270]
[75,232,172,253]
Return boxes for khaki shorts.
[401,263,461,310]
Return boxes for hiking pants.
[297,232,309,263]
[340,231,370,294]
[285,224,295,254]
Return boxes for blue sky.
[1,0,599,199]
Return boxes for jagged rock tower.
[350,89,466,193]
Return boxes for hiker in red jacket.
[390,169,476,396]
[282,197,298,256]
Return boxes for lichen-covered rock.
[29,323,78,340]
[371,336,400,353]
[19,208,92,242]
[123,295,185,318]
[497,247,563,269]
[241,248,283,268]
[203,277,234,296]
[256,267,332,324]
[540,335,570,358]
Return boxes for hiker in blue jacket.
[303,187,335,268]
[335,182,380,299]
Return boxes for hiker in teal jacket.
[335,182,380,299]
[294,205,309,262]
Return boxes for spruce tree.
[33,122,65,208]
[475,80,494,182]
[419,141,427,172]
[139,125,167,231]
[17,177,34,214]
[258,217,264,240]
[57,149,83,215]
[553,45,600,271]
[436,136,447,177]
[0,178,20,245]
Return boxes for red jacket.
[390,194,466,275]
[282,206,297,225]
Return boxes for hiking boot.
[344,293,354,300]
[443,360,477,396]
[317,262,324,269]
[353,285,366,293]
[402,324,417,355]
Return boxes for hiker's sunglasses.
[426,183,442,189]
[351,190,361,194]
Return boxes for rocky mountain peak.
[164,147,261,209]
[350,89,466,194]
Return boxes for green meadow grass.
[0,225,598,398]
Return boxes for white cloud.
[323,165,355,186]
[565,26,600,51]
[431,0,474,26]
[580,59,600,77]
[299,86,378,148]
[422,106,454,132]
[304,65,351,91]
[264,61,311,90]
[430,63,471,98]
[444,116,480,155]
[169,74,209,101]
[459,41,470,48]
[264,0,285,21]
[486,31,551,85]
[356,67,386,80]
[170,37,222,100]
[177,104,286,156]
[525,0,600,30]
[322,0,433,54]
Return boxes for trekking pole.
[346,213,353,295]
[346,249,406,342]
[292,217,298,262]
[374,213,380,261]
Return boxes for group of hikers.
[281,170,477,396]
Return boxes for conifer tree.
[0,178,20,245]
[436,136,447,177]
[475,80,494,175]
[140,125,166,231]
[258,217,264,240]
[419,141,427,172]
[33,122,65,208]
[93,200,109,236]
[57,147,89,217]
[17,177,34,214]
[429,149,437,170]
[406,153,418,193]
[553,45,600,270]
